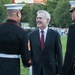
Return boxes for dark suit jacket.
[29,28,63,75]
[60,24,75,75]
[0,19,30,75]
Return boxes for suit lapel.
[35,28,51,50]
[35,29,42,49]
[44,29,51,49]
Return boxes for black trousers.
[68,65,75,75]
[40,68,43,75]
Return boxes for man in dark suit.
[0,4,30,75]
[29,10,63,75]
[60,1,75,75]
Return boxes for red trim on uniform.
[12,0,15,4]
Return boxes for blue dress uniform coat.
[0,19,30,75]
[60,23,75,75]
[29,28,63,75]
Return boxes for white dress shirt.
[39,27,48,42]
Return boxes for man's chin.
[72,19,75,21]
[72,17,75,21]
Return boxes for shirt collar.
[39,26,48,34]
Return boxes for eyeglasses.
[20,10,24,14]
[69,9,75,13]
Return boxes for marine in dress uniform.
[60,1,75,75]
[0,4,30,75]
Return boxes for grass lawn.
[61,36,67,58]
[21,65,29,75]
[21,36,67,75]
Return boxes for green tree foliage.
[46,0,58,26]
[0,5,6,22]
[0,0,11,4]
[46,0,58,13]
[21,4,30,22]
[0,0,12,22]
[0,0,73,28]
[53,0,71,27]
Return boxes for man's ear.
[16,11,19,17]
[47,18,50,23]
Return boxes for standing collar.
[4,19,21,27]
[6,19,19,24]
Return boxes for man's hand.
[28,40,31,51]
[28,59,32,64]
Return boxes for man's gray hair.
[37,10,51,20]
